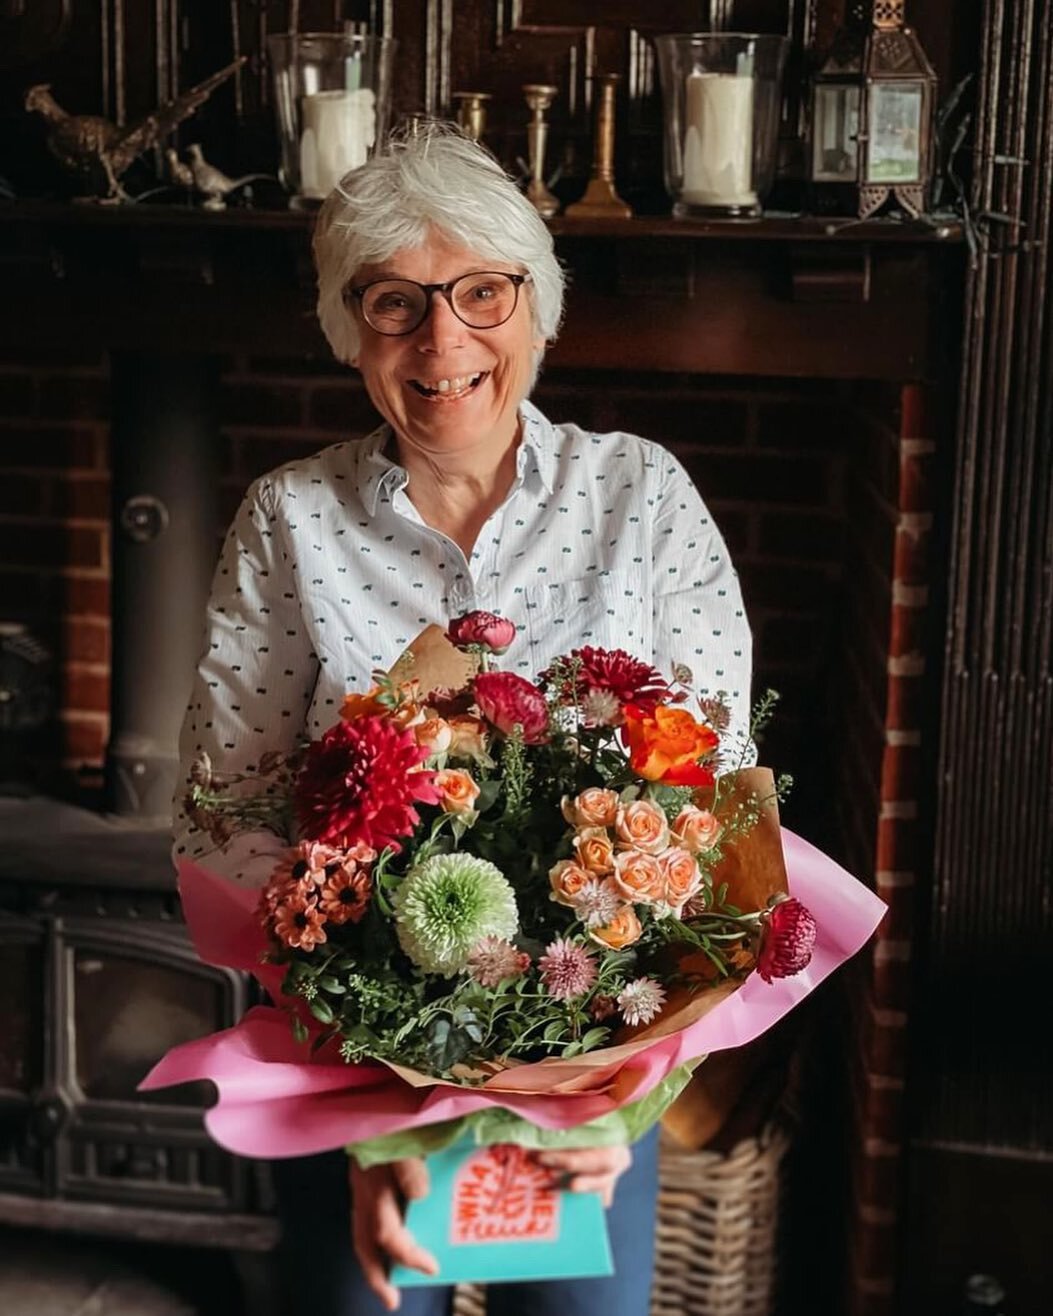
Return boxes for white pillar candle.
[681,71,757,208]
[300,88,376,200]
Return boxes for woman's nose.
[416,291,468,351]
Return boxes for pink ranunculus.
[757,897,817,982]
[473,671,549,744]
[447,611,517,655]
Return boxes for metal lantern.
[809,0,936,218]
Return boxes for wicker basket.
[451,1120,790,1316]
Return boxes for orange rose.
[562,787,620,829]
[447,714,492,763]
[434,768,480,816]
[671,805,722,854]
[658,845,702,911]
[589,904,643,950]
[415,714,453,758]
[611,850,665,904]
[549,859,592,906]
[622,704,718,786]
[573,827,616,875]
[614,799,669,855]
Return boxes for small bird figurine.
[184,143,270,210]
[165,147,195,193]
[24,57,245,202]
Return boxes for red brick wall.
[0,350,852,820]
[0,349,112,779]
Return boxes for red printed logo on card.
[450,1144,561,1245]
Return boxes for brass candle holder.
[565,73,632,219]
[522,83,560,219]
[453,92,491,142]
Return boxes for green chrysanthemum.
[393,854,518,976]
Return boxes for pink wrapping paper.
[139,829,885,1158]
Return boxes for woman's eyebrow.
[359,265,514,282]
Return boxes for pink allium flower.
[294,715,439,852]
[544,646,670,715]
[617,976,667,1026]
[569,877,624,929]
[467,936,531,988]
[447,611,517,654]
[757,897,817,982]
[473,671,549,744]
[538,937,598,1000]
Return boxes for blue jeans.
[271,1127,659,1316]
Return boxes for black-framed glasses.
[344,271,531,336]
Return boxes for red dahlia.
[294,715,439,853]
[756,897,817,982]
[543,646,670,715]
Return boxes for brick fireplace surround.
[0,210,959,1314]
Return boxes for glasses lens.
[361,281,428,334]
[451,273,518,327]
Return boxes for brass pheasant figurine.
[24,57,245,202]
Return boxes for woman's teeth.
[411,373,484,399]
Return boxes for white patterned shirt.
[174,399,754,886]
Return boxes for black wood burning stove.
[0,801,274,1246]
[0,355,280,1302]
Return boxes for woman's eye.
[375,293,410,313]
[469,283,498,301]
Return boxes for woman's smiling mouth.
[409,371,487,400]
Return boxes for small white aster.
[617,976,667,1026]
[570,878,624,929]
[581,689,622,727]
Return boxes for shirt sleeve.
[172,476,320,888]
[650,446,757,768]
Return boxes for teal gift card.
[390,1138,613,1288]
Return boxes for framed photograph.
[865,83,924,184]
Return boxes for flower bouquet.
[142,613,885,1286]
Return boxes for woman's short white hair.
[313,122,565,365]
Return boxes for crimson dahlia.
[294,715,439,853]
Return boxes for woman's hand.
[349,1156,438,1311]
[534,1144,633,1208]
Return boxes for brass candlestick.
[453,92,491,142]
[565,73,632,219]
[522,83,560,218]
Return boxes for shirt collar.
[354,400,558,515]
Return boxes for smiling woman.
[174,122,753,1316]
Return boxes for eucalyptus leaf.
[425,1015,475,1070]
[309,997,335,1025]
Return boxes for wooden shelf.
[0,198,964,244]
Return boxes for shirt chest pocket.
[520,569,652,671]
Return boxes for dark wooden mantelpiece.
[0,204,962,381]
